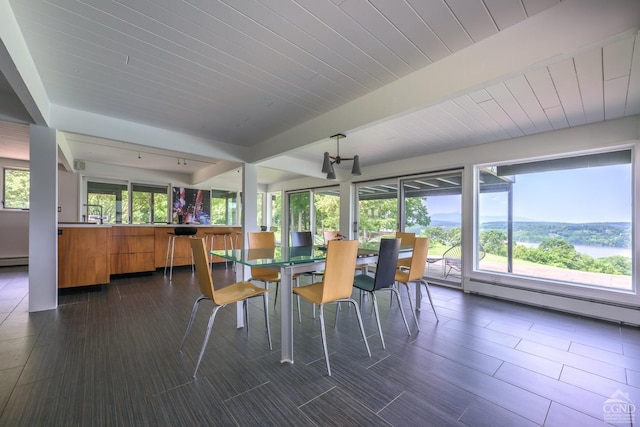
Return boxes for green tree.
[4,169,30,209]
[315,193,340,231]
[405,198,430,229]
[480,230,507,256]
[425,226,447,244]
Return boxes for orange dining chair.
[394,237,439,330]
[395,231,416,269]
[247,231,281,307]
[179,238,272,377]
[293,239,371,376]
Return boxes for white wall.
[57,167,78,222]
[0,158,29,263]
[0,210,28,262]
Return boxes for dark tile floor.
[0,265,638,426]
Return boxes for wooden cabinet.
[109,227,155,274]
[58,227,109,288]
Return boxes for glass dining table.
[211,243,415,364]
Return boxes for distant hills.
[426,214,631,248]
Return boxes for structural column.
[28,125,58,312]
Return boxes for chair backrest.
[323,230,342,244]
[190,238,217,302]
[291,231,313,247]
[407,237,430,281]
[372,238,401,291]
[395,232,415,247]
[248,231,276,249]
[443,243,461,260]
[319,239,359,303]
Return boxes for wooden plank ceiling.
[1,0,639,182]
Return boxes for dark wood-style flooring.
[0,265,638,426]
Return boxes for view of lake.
[518,242,631,258]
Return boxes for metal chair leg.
[319,305,331,376]
[262,292,272,350]
[399,281,420,332]
[179,295,206,352]
[347,298,371,357]
[420,279,439,321]
[370,293,385,349]
[193,305,223,377]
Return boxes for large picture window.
[476,150,633,291]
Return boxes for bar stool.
[204,227,234,269]
[164,226,198,281]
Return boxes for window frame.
[472,146,636,304]
[2,167,30,210]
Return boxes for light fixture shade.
[322,152,332,173]
[327,162,336,179]
[351,155,361,175]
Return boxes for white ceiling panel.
[405,0,471,54]
[503,75,553,133]
[336,0,429,72]
[443,0,497,43]
[1,0,638,185]
[627,34,640,116]
[604,75,631,120]
[486,82,537,135]
[603,36,634,81]
[483,0,528,31]
[574,48,605,124]
[548,58,586,127]
[525,67,560,110]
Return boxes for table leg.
[235,261,245,328]
[280,267,294,364]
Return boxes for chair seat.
[292,281,324,305]
[215,281,268,305]
[251,267,280,282]
[394,269,410,283]
[352,274,375,292]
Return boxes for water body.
[519,242,631,258]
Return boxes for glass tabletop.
[211,242,411,267]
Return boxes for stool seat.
[204,228,235,269]
[164,227,198,281]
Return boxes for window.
[3,168,29,209]
[131,184,168,224]
[314,187,340,240]
[210,190,237,225]
[355,180,398,242]
[476,150,633,291]
[86,181,128,224]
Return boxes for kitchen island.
[57,224,242,288]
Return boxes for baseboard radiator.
[465,278,639,327]
[0,257,29,267]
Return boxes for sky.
[426,164,632,224]
[481,164,632,223]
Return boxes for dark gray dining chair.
[352,238,411,349]
[290,231,320,321]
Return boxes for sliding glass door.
[401,171,463,283]
[355,179,398,243]
[286,187,339,245]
